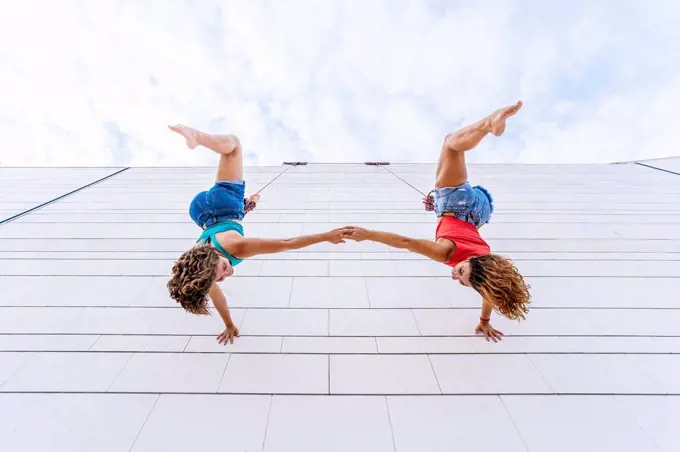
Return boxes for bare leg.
[169,124,243,181]
[435,101,522,188]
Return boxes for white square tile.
[2,352,131,391]
[0,335,99,352]
[219,354,328,394]
[131,394,271,452]
[472,336,661,354]
[0,307,238,336]
[330,309,420,336]
[395,260,452,277]
[248,223,303,237]
[377,337,475,353]
[231,259,263,276]
[279,212,329,222]
[652,337,680,352]
[387,396,528,452]
[0,393,157,452]
[528,354,666,394]
[629,354,680,393]
[221,277,293,307]
[0,352,37,385]
[240,309,328,335]
[185,335,283,353]
[329,260,398,276]
[365,277,454,308]
[616,395,680,452]
[331,355,440,394]
[289,277,369,308]
[260,260,328,276]
[0,306,83,334]
[281,337,377,353]
[527,277,680,308]
[501,395,659,452]
[90,335,190,352]
[493,309,679,337]
[263,395,394,452]
[412,308,506,335]
[0,276,153,306]
[430,355,553,394]
[108,353,229,393]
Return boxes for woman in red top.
[346,101,531,342]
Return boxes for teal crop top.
[197,221,245,266]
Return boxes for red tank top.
[435,216,491,267]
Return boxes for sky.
[1,0,679,167]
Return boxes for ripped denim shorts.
[433,182,494,228]
[189,180,246,229]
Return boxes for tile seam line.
[3,333,679,338]
[5,249,680,252]
[4,305,680,310]
[384,396,398,452]
[127,393,160,452]
[498,396,531,452]
[0,351,677,356]
[635,161,680,177]
[5,258,680,263]
[260,395,275,452]
[4,274,680,279]
[5,237,679,241]
[0,390,677,396]
[0,167,130,226]
[611,395,664,450]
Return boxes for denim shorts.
[189,180,246,229]
[433,182,494,228]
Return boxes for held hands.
[324,227,355,244]
[217,324,240,345]
[334,226,371,242]
[323,226,374,244]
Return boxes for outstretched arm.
[229,227,351,258]
[345,226,452,262]
[208,283,239,344]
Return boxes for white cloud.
[1,0,679,166]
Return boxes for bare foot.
[168,124,200,149]
[488,100,523,136]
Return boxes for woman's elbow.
[400,237,414,250]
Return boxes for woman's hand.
[244,194,260,214]
[217,324,240,345]
[423,193,435,211]
[324,227,353,244]
[343,226,372,242]
[474,322,504,342]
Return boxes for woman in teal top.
[166,124,351,344]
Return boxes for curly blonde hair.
[469,254,531,320]
[167,244,220,315]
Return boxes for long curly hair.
[469,254,531,320]
[167,244,220,315]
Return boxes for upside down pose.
[166,125,351,344]
[345,101,531,341]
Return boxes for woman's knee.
[220,134,241,151]
[444,131,463,152]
